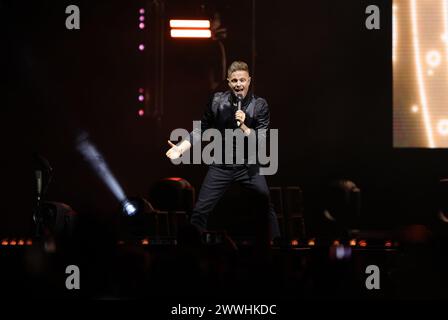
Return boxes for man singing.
[166,61,280,241]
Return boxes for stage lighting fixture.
[138,8,146,30]
[148,177,195,237]
[169,20,210,28]
[437,178,448,223]
[121,197,156,217]
[313,179,362,241]
[170,29,211,38]
[119,197,158,239]
[136,88,149,118]
[169,19,212,38]
[290,239,299,246]
[149,177,195,213]
[333,245,352,261]
[33,153,55,236]
[358,240,367,247]
[122,200,138,216]
[322,179,361,227]
[332,240,341,246]
[37,201,78,240]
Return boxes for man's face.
[227,70,251,98]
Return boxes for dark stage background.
[2,0,447,237]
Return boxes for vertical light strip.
[393,4,398,63]
[411,0,435,148]
[444,0,448,77]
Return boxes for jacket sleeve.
[252,98,270,139]
[246,98,270,164]
[187,95,216,146]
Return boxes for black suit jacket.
[189,90,270,140]
[187,90,271,165]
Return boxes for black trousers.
[190,165,281,239]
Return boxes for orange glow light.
[291,239,299,246]
[18,240,25,246]
[1,240,8,246]
[166,177,183,181]
[170,29,211,38]
[142,239,150,245]
[358,240,367,247]
[9,240,17,246]
[169,20,210,29]
[26,240,33,246]
[307,239,316,246]
[349,239,357,246]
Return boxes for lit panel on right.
[393,0,448,148]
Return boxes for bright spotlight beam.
[76,132,127,203]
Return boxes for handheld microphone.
[236,94,243,126]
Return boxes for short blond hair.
[227,61,250,78]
